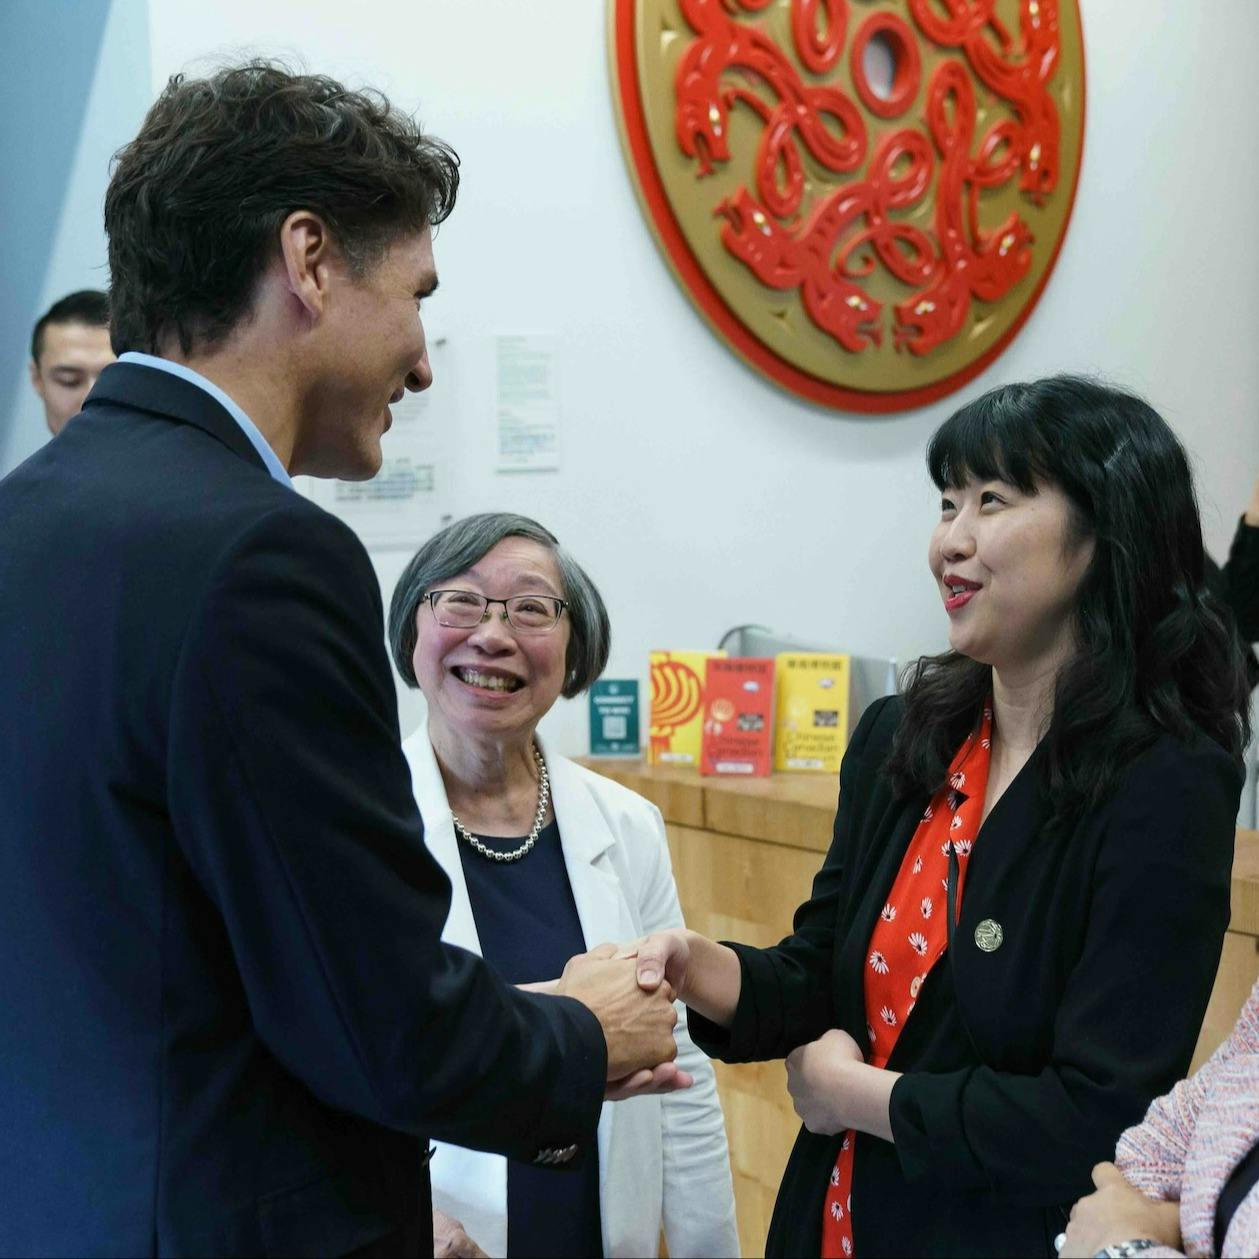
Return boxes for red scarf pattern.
[820,704,992,1258]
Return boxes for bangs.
[927,386,1053,494]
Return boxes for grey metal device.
[718,625,899,731]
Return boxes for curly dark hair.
[887,375,1251,836]
[104,61,460,356]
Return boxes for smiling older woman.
[628,376,1253,1259]
[387,512,738,1259]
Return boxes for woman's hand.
[618,929,692,1000]
[619,930,743,1028]
[516,978,558,994]
[605,1060,694,1100]
[785,1029,866,1136]
[1059,1163,1181,1258]
[434,1208,488,1258]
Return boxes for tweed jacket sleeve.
[1116,978,1259,1256]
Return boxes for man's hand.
[785,1028,865,1135]
[1060,1163,1181,1258]
[555,946,679,1081]
[434,1207,488,1258]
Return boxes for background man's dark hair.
[104,60,460,357]
[31,290,110,363]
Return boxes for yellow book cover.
[648,649,726,765]
[773,653,851,773]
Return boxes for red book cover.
[701,658,775,777]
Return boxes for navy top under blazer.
[689,695,1242,1258]
[459,821,603,1259]
[0,363,606,1258]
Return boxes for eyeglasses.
[426,589,568,634]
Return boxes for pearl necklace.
[450,744,550,863]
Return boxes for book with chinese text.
[773,652,851,773]
[648,649,725,765]
[701,657,774,776]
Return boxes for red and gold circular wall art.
[610,0,1086,412]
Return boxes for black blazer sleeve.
[166,505,606,1159]
[1222,515,1259,644]
[687,697,897,1061]
[889,736,1237,1202]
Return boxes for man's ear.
[278,210,334,320]
[28,359,44,398]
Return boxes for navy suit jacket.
[0,363,606,1257]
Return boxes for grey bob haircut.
[388,512,611,698]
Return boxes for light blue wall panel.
[0,0,150,475]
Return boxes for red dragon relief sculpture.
[612,0,1085,411]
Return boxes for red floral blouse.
[821,704,993,1258]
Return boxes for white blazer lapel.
[401,728,507,1255]
[540,740,635,951]
[539,737,641,1247]
[401,727,482,955]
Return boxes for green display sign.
[589,679,640,756]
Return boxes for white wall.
[147,0,1259,755]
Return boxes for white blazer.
[402,727,740,1259]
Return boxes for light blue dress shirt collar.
[117,351,293,488]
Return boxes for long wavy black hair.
[886,376,1250,835]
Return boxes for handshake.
[540,931,696,1100]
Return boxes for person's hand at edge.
[434,1207,489,1259]
[1059,1162,1181,1258]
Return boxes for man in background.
[27,288,114,434]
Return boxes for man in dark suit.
[0,62,682,1257]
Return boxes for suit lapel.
[85,362,268,474]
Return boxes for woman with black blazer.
[628,377,1253,1258]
